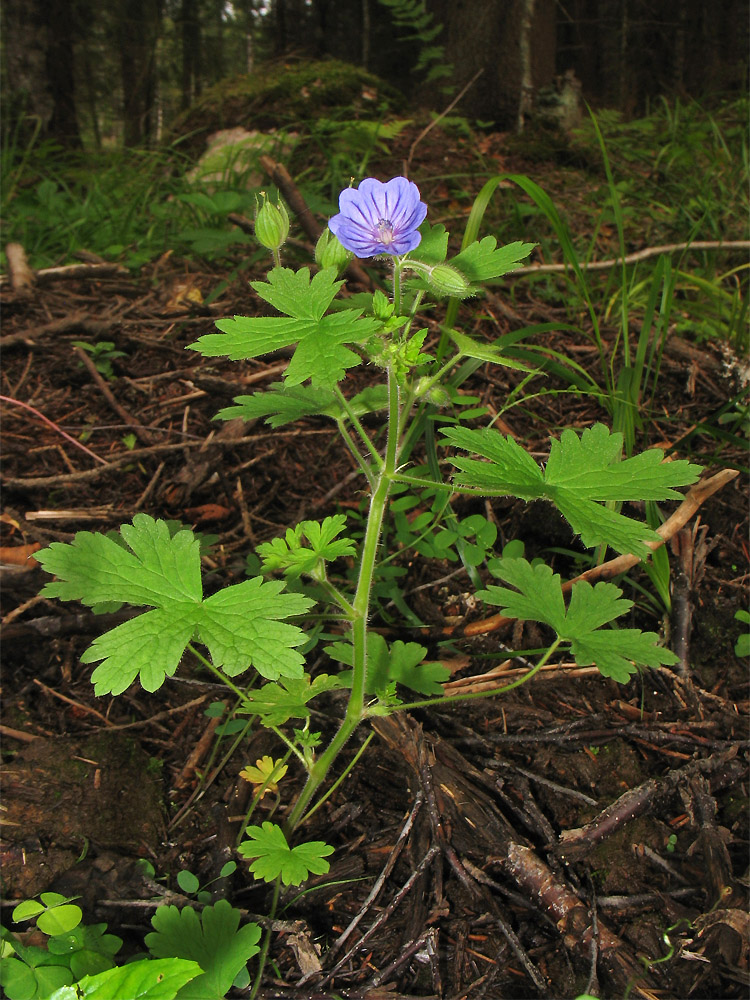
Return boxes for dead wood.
[5,243,35,293]
[557,746,745,858]
[0,259,128,287]
[372,712,663,998]
[510,239,750,276]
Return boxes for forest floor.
[1,126,748,1000]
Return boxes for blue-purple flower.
[328,176,427,258]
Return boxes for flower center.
[376,218,395,245]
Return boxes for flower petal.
[328,176,427,258]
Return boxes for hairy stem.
[285,367,401,832]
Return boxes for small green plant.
[0,892,205,1000]
[734,609,750,657]
[72,340,127,381]
[176,861,238,904]
[35,174,701,990]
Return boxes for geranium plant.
[35,175,701,985]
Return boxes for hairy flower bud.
[414,377,451,406]
[255,193,290,251]
[426,263,472,299]
[315,229,353,273]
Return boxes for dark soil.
[1,134,748,1000]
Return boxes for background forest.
[3,0,749,151]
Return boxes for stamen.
[376,218,395,245]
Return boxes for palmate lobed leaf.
[242,673,344,727]
[480,556,678,681]
[443,423,702,557]
[449,237,536,281]
[36,515,314,696]
[238,822,334,886]
[145,901,260,1000]
[217,382,389,428]
[189,266,381,389]
[258,515,356,577]
[328,633,450,696]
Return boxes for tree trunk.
[1,0,82,148]
[117,0,160,147]
[179,0,201,109]
[427,0,557,126]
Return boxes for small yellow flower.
[239,756,288,798]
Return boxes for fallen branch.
[0,259,128,287]
[557,746,742,858]
[373,713,661,998]
[511,240,750,277]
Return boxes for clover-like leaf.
[36,515,314,695]
[258,515,356,579]
[449,237,535,281]
[479,555,678,681]
[328,633,450,696]
[242,673,344,727]
[145,901,261,1000]
[189,267,381,389]
[47,922,122,980]
[443,423,701,557]
[238,822,334,886]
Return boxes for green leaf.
[735,609,750,657]
[145,901,260,1000]
[176,871,200,895]
[36,905,82,937]
[36,515,314,695]
[189,267,381,389]
[216,383,341,427]
[443,423,701,557]
[46,958,203,1000]
[238,822,334,886]
[409,221,449,265]
[480,556,678,681]
[328,633,450,696]
[242,673,343,726]
[11,900,46,923]
[448,329,536,373]
[449,237,535,281]
[47,923,122,980]
[257,515,356,578]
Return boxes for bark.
[117,0,161,147]
[1,0,82,148]
[179,0,201,109]
[426,0,556,125]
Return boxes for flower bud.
[315,228,353,272]
[426,263,471,298]
[414,378,451,406]
[255,193,290,251]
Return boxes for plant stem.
[285,367,401,833]
[393,638,562,712]
[334,386,383,468]
[249,876,281,1000]
[186,643,248,700]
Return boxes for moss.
[171,58,405,159]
